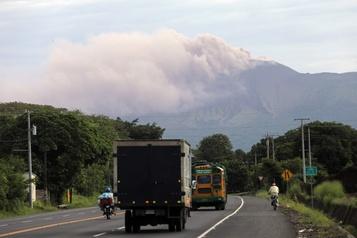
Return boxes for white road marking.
[62,214,70,217]
[43,217,53,220]
[93,232,107,237]
[112,226,125,231]
[0,224,8,227]
[197,196,245,238]
[0,216,104,238]
[21,220,32,223]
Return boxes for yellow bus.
[191,161,227,210]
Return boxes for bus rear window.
[197,175,211,184]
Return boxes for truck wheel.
[133,223,140,233]
[125,210,132,233]
[175,216,183,231]
[168,221,175,232]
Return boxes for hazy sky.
[0,0,356,115]
[1,0,356,73]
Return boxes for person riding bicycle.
[268,182,279,206]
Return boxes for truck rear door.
[117,145,181,206]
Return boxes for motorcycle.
[104,204,113,219]
[99,197,114,219]
[271,195,278,210]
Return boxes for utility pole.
[269,134,279,161]
[272,136,275,161]
[44,151,48,203]
[294,118,310,183]
[254,150,257,166]
[308,127,312,167]
[266,133,270,160]
[27,110,33,208]
[308,127,314,208]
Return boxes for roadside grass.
[343,225,357,237]
[0,201,57,219]
[0,194,99,220]
[256,190,351,237]
[66,194,98,209]
[278,195,332,227]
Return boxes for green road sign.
[306,166,317,176]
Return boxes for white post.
[272,136,275,161]
[27,110,33,208]
[295,118,310,183]
[266,134,270,160]
[301,121,306,183]
[308,127,312,167]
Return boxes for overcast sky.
[0,0,356,115]
[1,0,356,73]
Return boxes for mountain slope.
[137,62,357,150]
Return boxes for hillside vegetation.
[1,102,356,217]
[0,102,164,211]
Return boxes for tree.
[0,156,27,211]
[222,159,249,192]
[196,134,234,162]
[259,159,283,190]
[74,164,106,196]
[116,118,165,139]
[0,102,168,204]
[235,149,247,161]
[0,110,113,204]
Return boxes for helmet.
[105,187,112,193]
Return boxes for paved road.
[0,195,295,238]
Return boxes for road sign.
[306,166,317,176]
[281,169,293,181]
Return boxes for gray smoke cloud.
[1,30,267,116]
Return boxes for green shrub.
[331,196,357,207]
[314,180,346,205]
[288,180,303,201]
[67,194,98,208]
[0,156,27,212]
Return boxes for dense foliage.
[195,134,234,162]
[1,102,356,212]
[0,156,27,211]
[0,102,164,207]
[248,121,357,192]
[194,121,357,194]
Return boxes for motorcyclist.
[268,182,279,206]
[100,187,114,199]
[98,187,115,215]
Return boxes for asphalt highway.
[0,195,296,238]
